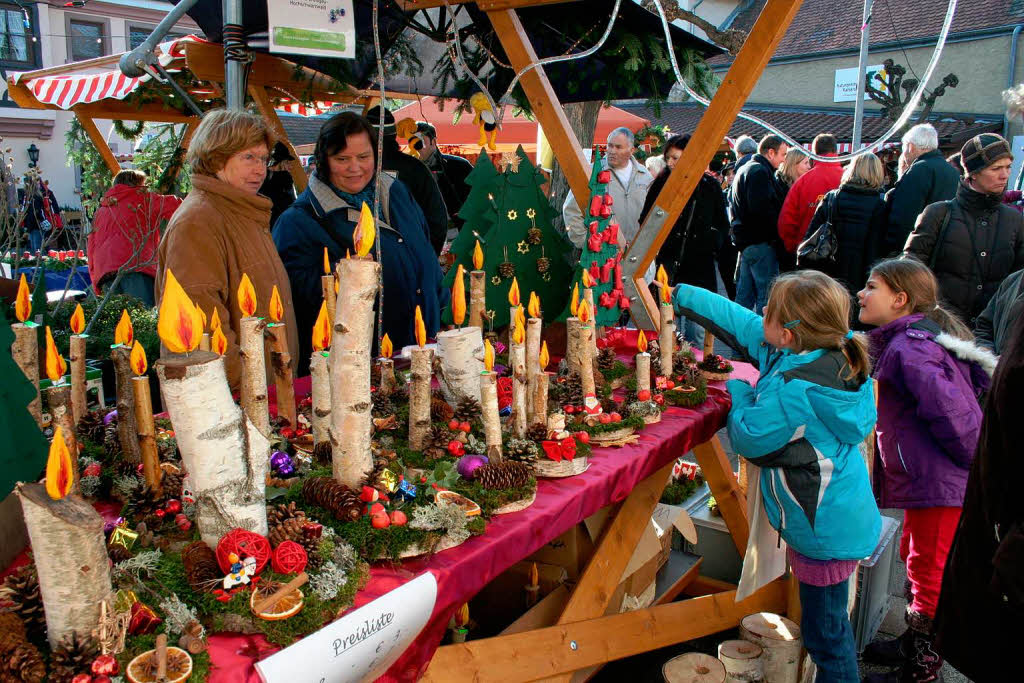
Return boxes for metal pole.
[223,0,244,110]
[851,0,873,150]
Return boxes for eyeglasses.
[237,152,271,167]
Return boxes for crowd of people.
[68,106,1023,683]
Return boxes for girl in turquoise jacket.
[673,270,881,683]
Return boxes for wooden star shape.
[501,152,522,173]
[491,275,502,286]
[517,240,530,254]
[507,209,518,221]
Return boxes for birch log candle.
[565,283,581,378]
[525,292,542,425]
[11,275,41,426]
[408,306,433,451]
[437,264,484,404]
[17,429,112,649]
[510,314,527,438]
[635,332,651,395]
[156,269,268,546]
[577,301,596,398]
[321,247,337,328]
[657,266,674,378]
[44,326,78,492]
[330,204,379,488]
[377,334,396,396]
[534,341,551,428]
[480,339,501,460]
[581,270,598,355]
[129,342,161,495]
[237,273,270,436]
[68,303,87,424]
[108,311,143,465]
[310,301,332,453]
[507,276,522,347]
[267,285,297,428]
[469,240,486,330]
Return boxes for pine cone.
[182,541,221,593]
[430,394,454,423]
[268,517,320,561]
[453,395,481,423]
[0,612,26,653]
[498,261,516,279]
[75,409,107,445]
[371,390,395,418]
[107,542,133,564]
[6,642,45,683]
[423,425,453,460]
[49,633,98,682]
[0,567,45,640]
[160,471,184,501]
[526,227,543,244]
[535,257,551,274]
[266,502,306,528]
[525,423,548,442]
[475,461,532,490]
[563,374,584,408]
[302,477,362,522]
[504,438,538,464]
[103,420,120,457]
[597,348,617,373]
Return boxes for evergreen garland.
[113,119,146,140]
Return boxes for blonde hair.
[778,148,808,186]
[869,258,973,340]
[187,109,274,177]
[764,271,871,382]
[841,152,884,189]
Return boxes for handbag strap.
[928,200,954,269]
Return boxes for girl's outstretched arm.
[672,283,766,367]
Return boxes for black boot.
[862,628,912,667]
[898,611,943,683]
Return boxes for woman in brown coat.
[155,109,299,391]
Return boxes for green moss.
[576,414,646,435]
[664,381,708,408]
[450,477,536,516]
[661,478,699,505]
[600,360,631,382]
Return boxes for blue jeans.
[799,579,859,683]
[27,230,43,252]
[735,242,778,314]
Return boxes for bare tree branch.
[640,1,747,55]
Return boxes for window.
[128,23,186,51]
[68,18,106,61]
[0,3,35,66]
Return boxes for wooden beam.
[693,436,749,555]
[248,84,309,194]
[74,101,198,123]
[622,0,805,329]
[557,461,673,625]
[487,9,590,213]
[682,574,737,597]
[398,0,579,9]
[421,580,788,682]
[76,114,120,178]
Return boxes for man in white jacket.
[563,127,654,279]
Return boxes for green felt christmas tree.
[443,146,572,328]
[559,154,628,326]
[447,150,501,260]
[0,314,48,498]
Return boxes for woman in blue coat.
[273,113,448,372]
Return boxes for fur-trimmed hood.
[934,332,999,377]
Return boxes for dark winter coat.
[424,151,473,227]
[380,137,449,255]
[729,154,787,250]
[639,170,727,291]
[258,170,296,230]
[883,148,960,253]
[868,313,996,509]
[974,268,1024,355]
[935,313,1024,681]
[802,184,885,295]
[272,173,448,370]
[904,182,1024,325]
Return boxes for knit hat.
[960,133,1013,175]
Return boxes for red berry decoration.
[154,509,166,519]
[459,421,471,433]
[93,677,112,683]
[666,380,676,389]
[215,529,272,574]
[598,413,612,424]
[371,512,391,529]
[448,419,460,430]
[295,427,308,437]
[368,502,386,516]
[175,513,192,532]
[447,440,465,456]
[271,540,308,574]
[72,675,92,683]
[637,390,651,401]
[564,405,575,414]
[92,655,119,676]
[575,431,590,444]
[165,499,182,515]
[389,510,408,526]
[280,427,295,439]
[609,412,622,423]
[654,394,665,405]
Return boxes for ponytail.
[841,332,871,383]
[870,258,974,341]
[926,304,973,341]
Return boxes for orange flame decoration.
[484,338,494,372]
[539,341,550,371]
[512,314,525,345]
[472,241,484,270]
[114,310,134,346]
[451,264,466,326]
[414,306,426,348]
[570,283,580,317]
[211,325,228,356]
[354,202,376,258]
[381,333,393,359]
[70,303,85,335]
[581,269,593,289]
[515,306,526,335]
[158,269,203,354]
[237,273,258,318]
[269,285,284,324]
[312,301,331,352]
[44,326,66,383]
[637,331,649,354]
[130,340,147,376]
[323,247,330,275]
[209,307,221,333]
[197,306,207,333]
[656,265,670,304]
[578,299,591,325]
[527,291,541,319]
[14,273,30,323]
[508,277,520,307]
[334,276,339,294]
[454,603,470,629]
[530,562,539,586]
[45,426,73,500]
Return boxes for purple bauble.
[269,450,295,476]
[456,454,489,480]
[104,516,126,534]
[103,410,117,425]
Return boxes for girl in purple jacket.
[857,258,996,683]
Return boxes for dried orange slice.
[126,646,192,683]
[436,490,481,517]
[250,583,305,620]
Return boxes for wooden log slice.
[663,652,727,683]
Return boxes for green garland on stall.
[113,119,146,140]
